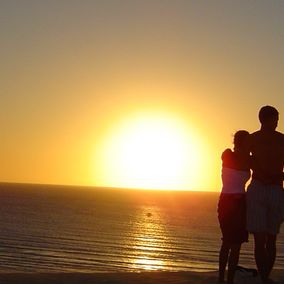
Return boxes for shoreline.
[0,270,283,284]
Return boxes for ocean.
[0,183,283,273]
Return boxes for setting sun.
[94,112,208,190]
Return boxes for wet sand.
[0,270,283,284]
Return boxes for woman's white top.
[221,167,250,194]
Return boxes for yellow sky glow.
[1,2,283,191]
[93,111,214,190]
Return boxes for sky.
[1,0,284,191]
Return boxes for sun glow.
[94,112,206,190]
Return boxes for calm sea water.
[0,183,283,273]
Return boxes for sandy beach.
[0,270,283,284]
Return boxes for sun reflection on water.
[128,205,170,271]
[133,258,165,271]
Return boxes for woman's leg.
[227,243,241,284]
[219,241,230,283]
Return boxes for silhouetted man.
[246,105,284,284]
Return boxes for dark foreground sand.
[0,270,283,284]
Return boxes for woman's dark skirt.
[218,193,248,244]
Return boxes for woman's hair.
[233,130,249,148]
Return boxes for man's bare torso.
[249,130,284,185]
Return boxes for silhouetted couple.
[218,105,284,284]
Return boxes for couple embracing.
[218,105,284,284]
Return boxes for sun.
[94,112,205,190]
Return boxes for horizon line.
[0,181,218,193]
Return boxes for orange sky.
[1,1,284,191]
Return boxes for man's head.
[258,105,279,130]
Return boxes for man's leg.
[254,233,268,283]
[265,234,277,280]
[227,243,241,284]
[219,241,230,283]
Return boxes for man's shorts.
[246,179,284,235]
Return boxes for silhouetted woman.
[218,130,250,284]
